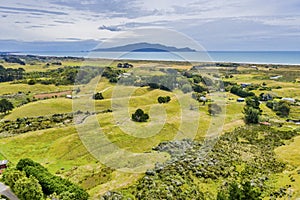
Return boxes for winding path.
[0,182,19,200]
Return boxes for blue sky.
[1,0,300,51]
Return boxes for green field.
[0,82,72,95]
[4,98,72,120]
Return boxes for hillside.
[0,56,299,199]
[93,42,196,52]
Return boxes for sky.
[0,0,300,51]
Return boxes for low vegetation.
[102,126,299,199]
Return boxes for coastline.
[3,51,300,66]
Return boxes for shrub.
[208,104,222,115]
[93,92,104,100]
[266,100,290,117]
[181,84,193,93]
[158,96,171,104]
[230,85,255,98]
[14,176,43,200]
[276,101,290,117]
[0,98,14,114]
[244,106,260,124]
[245,96,260,110]
[27,79,36,85]
[266,101,273,109]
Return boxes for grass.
[0,125,137,197]
[0,82,72,95]
[0,126,83,171]
[4,98,72,120]
[275,136,300,167]
[272,136,300,199]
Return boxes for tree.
[266,100,290,117]
[132,109,149,122]
[208,104,222,115]
[181,84,193,93]
[244,106,260,124]
[0,99,14,114]
[16,158,89,199]
[14,176,43,200]
[93,92,104,100]
[2,169,26,189]
[245,96,260,110]
[242,181,261,200]
[276,101,290,117]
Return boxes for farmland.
[0,55,299,199]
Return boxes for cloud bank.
[0,0,300,50]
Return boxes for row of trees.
[3,169,44,200]
[230,85,255,98]
[0,65,25,82]
[24,66,104,85]
[2,158,89,200]
[266,100,290,117]
[4,57,26,65]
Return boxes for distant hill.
[93,42,196,52]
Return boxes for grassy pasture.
[0,82,72,95]
[4,98,72,120]
[0,59,299,198]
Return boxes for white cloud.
[0,0,299,50]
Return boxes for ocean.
[13,51,300,65]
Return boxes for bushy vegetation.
[0,113,73,137]
[2,158,88,200]
[14,158,88,200]
[0,65,25,82]
[102,67,123,83]
[93,92,104,100]
[230,85,255,98]
[132,109,149,122]
[4,56,26,65]
[117,62,133,68]
[217,181,261,200]
[102,125,298,199]
[157,96,171,104]
[2,169,43,200]
[208,103,222,115]
[243,96,261,124]
[266,100,291,117]
[23,66,104,85]
[0,98,14,114]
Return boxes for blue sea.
[14,51,300,65]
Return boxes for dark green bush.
[132,109,149,122]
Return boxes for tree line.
[2,158,89,200]
[0,65,25,82]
